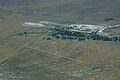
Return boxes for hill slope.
[0,1,120,80]
[1,0,120,23]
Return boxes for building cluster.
[23,21,120,42]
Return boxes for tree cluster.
[45,29,120,42]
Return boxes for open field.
[0,24,120,80]
[0,36,120,80]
